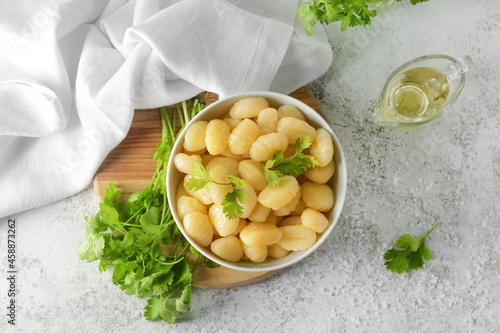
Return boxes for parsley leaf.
[298,0,429,35]
[78,230,106,262]
[186,160,247,219]
[145,295,176,323]
[185,160,212,191]
[264,136,319,188]
[221,188,247,220]
[384,223,438,274]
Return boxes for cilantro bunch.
[79,97,217,324]
[297,0,430,35]
[384,223,438,274]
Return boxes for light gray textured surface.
[1,0,500,332]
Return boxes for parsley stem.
[423,223,439,238]
[124,206,146,225]
[182,100,189,126]
[210,180,234,186]
[176,241,190,258]
[191,256,202,273]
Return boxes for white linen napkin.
[0,0,332,218]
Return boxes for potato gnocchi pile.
[173,97,336,263]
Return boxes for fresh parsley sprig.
[384,223,438,274]
[185,160,247,220]
[264,136,319,188]
[297,0,430,35]
[79,96,218,324]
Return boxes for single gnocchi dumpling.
[249,132,289,162]
[239,183,257,219]
[301,208,329,233]
[304,160,335,184]
[238,159,267,191]
[278,225,316,251]
[256,107,278,135]
[247,202,271,223]
[183,212,214,247]
[228,119,260,155]
[301,182,334,212]
[268,243,289,259]
[229,97,269,119]
[310,128,334,167]
[240,222,283,247]
[205,119,230,155]
[258,176,300,210]
[210,236,243,262]
[173,153,202,174]
[241,241,268,263]
[183,120,208,152]
[183,174,213,205]
[206,157,240,176]
[209,204,240,237]
[277,117,317,143]
[277,104,305,120]
[177,196,207,221]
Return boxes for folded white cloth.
[0,0,332,218]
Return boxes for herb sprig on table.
[79,97,217,324]
[384,223,438,274]
[297,0,430,35]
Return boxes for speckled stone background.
[1,0,500,332]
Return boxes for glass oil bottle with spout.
[374,55,473,127]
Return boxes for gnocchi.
[278,225,316,251]
[183,120,207,151]
[174,96,338,264]
[177,196,207,220]
[205,119,230,155]
[301,182,334,212]
[256,107,278,134]
[210,236,243,262]
[241,241,268,263]
[209,204,240,237]
[229,97,269,119]
[277,117,317,143]
[249,132,289,162]
[183,212,214,247]
[240,222,282,246]
[258,176,300,210]
[238,159,267,191]
[301,208,329,233]
[173,153,201,174]
[277,104,305,120]
[304,160,335,184]
[228,119,260,155]
[310,128,334,167]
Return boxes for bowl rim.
[166,90,347,272]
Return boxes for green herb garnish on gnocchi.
[263,136,319,188]
[185,160,247,220]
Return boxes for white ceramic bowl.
[166,91,347,272]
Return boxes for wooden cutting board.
[93,86,325,289]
